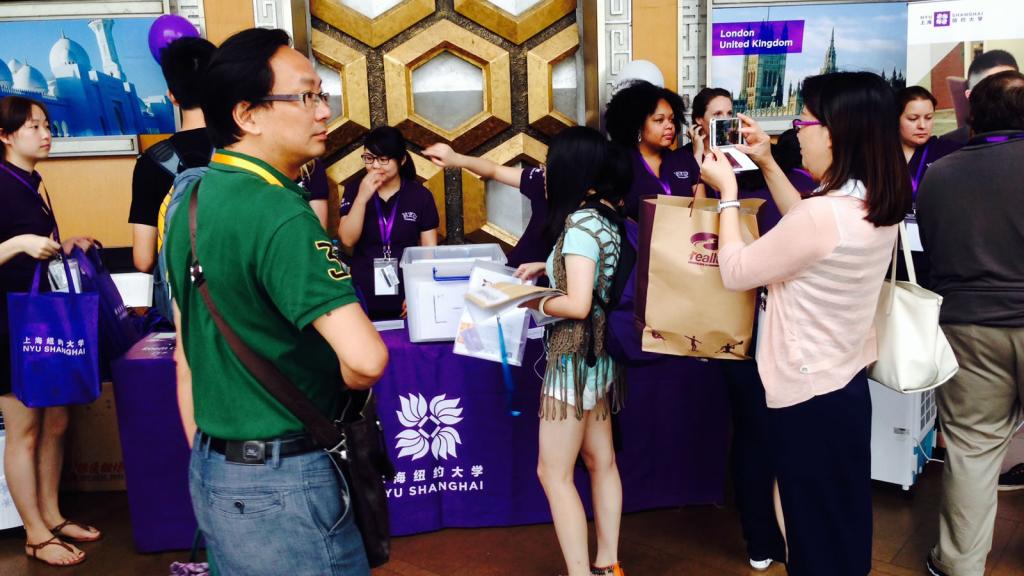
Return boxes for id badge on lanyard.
[374,195,400,296]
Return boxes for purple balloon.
[148,14,200,63]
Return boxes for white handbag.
[868,222,958,393]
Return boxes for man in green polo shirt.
[164,28,388,576]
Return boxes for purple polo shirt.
[908,136,962,202]
[340,177,440,319]
[0,160,54,334]
[625,147,700,220]
[506,166,550,267]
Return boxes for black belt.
[206,433,319,465]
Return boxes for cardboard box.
[62,381,126,491]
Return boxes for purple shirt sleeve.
[303,160,330,201]
[339,180,358,216]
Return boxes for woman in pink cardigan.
[701,72,911,576]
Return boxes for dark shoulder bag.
[185,185,395,567]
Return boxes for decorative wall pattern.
[677,0,705,108]
[312,0,580,244]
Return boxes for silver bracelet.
[717,200,742,213]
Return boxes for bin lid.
[400,244,507,267]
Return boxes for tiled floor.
[2,463,1024,575]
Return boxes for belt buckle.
[236,440,266,464]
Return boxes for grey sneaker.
[998,463,1024,491]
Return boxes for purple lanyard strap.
[637,150,672,196]
[910,142,930,197]
[374,194,399,259]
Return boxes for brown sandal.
[50,519,103,542]
[26,535,86,567]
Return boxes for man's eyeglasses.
[361,154,393,167]
[792,119,822,131]
[261,91,331,109]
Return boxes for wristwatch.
[717,200,741,213]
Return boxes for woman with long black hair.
[515,126,631,576]
[701,72,911,575]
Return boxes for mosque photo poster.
[709,1,908,130]
[0,17,174,139]
[907,0,1024,137]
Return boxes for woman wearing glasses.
[700,72,911,576]
[337,126,439,319]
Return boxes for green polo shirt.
[165,149,359,440]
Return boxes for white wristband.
[717,200,741,213]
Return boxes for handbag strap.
[186,184,348,454]
[883,221,916,315]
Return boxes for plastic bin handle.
[432,267,470,282]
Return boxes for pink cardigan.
[718,184,897,408]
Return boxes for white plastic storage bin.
[868,378,938,490]
[400,244,507,343]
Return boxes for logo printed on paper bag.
[688,232,720,267]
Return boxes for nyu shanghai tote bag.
[637,195,763,360]
[8,260,100,407]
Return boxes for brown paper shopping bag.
[637,196,763,360]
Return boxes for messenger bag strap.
[186,185,345,453]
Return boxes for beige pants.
[931,323,1024,576]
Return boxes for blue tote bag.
[7,260,101,407]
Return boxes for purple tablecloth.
[376,328,729,536]
[111,333,196,553]
[110,328,730,549]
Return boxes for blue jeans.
[189,432,370,576]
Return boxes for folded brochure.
[465,282,564,315]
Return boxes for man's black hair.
[968,70,1024,133]
[160,37,216,111]
[200,28,291,148]
[967,49,1019,89]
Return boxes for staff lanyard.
[910,142,930,197]
[637,150,672,196]
[212,152,284,187]
[374,195,399,260]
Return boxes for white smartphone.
[709,117,757,172]
[710,117,745,149]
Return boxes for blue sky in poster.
[0,17,166,100]
[711,2,908,103]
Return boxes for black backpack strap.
[146,139,182,177]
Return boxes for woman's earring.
[637,131,642,144]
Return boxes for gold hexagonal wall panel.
[455,0,576,45]
[384,20,511,152]
[326,147,448,237]
[312,0,435,48]
[462,133,547,243]
[311,29,371,154]
[527,25,578,135]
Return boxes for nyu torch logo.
[688,232,720,267]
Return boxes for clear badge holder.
[373,258,400,296]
